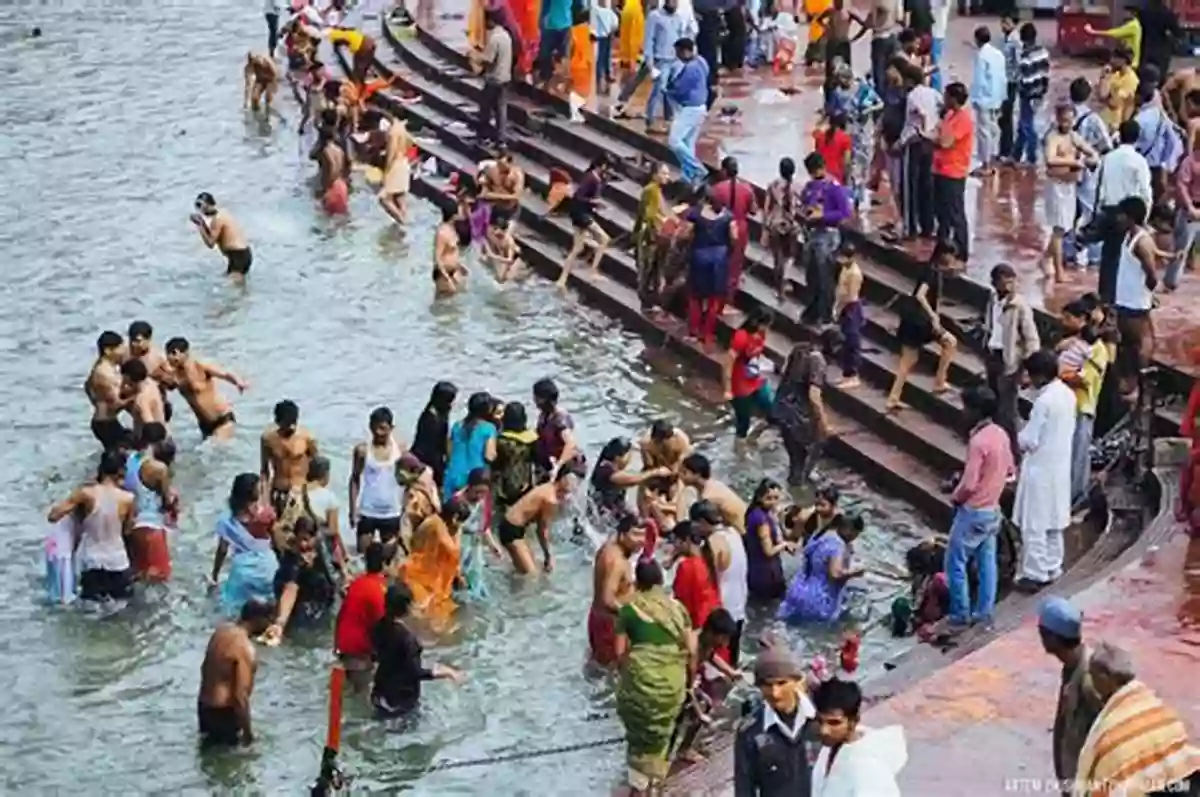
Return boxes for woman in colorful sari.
[210,473,279,618]
[618,0,645,70]
[615,558,696,796]
[830,63,881,208]
[568,14,594,122]
[634,163,672,313]
[778,513,865,624]
[398,496,471,629]
[710,156,758,303]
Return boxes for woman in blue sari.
[827,63,882,208]
[443,392,499,501]
[778,513,865,624]
[209,473,279,618]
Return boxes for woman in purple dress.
[777,513,865,624]
[743,478,792,602]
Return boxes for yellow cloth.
[1072,680,1200,797]
[806,0,832,44]
[1099,67,1140,131]
[327,28,365,52]
[1074,340,1109,417]
[570,23,593,99]
[468,0,486,50]
[1094,18,1142,67]
[398,516,460,623]
[618,0,645,68]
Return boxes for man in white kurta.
[1014,351,1077,588]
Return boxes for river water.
[0,11,930,794]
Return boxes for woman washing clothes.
[263,518,338,645]
[209,473,278,618]
[744,478,793,602]
[370,582,465,718]
[443,392,499,501]
[685,190,736,347]
[778,513,865,624]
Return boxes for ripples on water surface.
[0,12,930,793]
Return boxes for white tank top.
[715,527,748,622]
[1114,228,1153,312]
[77,487,130,572]
[358,438,402,519]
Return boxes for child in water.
[453,467,502,599]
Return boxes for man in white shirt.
[1111,195,1158,400]
[898,62,941,238]
[970,25,1007,175]
[1094,119,1152,302]
[929,0,950,90]
[811,678,906,796]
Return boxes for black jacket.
[733,705,816,797]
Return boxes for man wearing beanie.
[733,646,816,796]
[1037,595,1103,790]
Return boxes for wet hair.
[196,192,216,206]
[597,436,633,465]
[1018,21,1037,43]
[154,439,177,467]
[467,467,491,487]
[533,378,559,405]
[555,459,586,483]
[749,478,782,510]
[228,472,261,515]
[164,336,189,355]
[615,512,644,536]
[97,330,123,355]
[635,557,664,589]
[293,516,318,540]
[307,455,331,483]
[274,399,299,426]
[441,203,458,223]
[139,422,168,448]
[690,498,722,526]
[369,406,394,429]
[961,384,998,422]
[1117,195,1148,226]
[364,541,386,574]
[462,391,492,433]
[128,320,153,340]
[98,450,125,479]
[682,453,711,480]
[945,82,968,107]
[120,358,148,383]
[1118,119,1140,145]
[782,504,805,530]
[385,582,415,618]
[1023,349,1060,383]
[702,607,737,640]
[1069,77,1092,104]
[650,419,674,441]
[804,152,826,175]
[813,677,863,719]
[441,495,473,524]
[502,401,529,432]
[816,485,841,506]
[240,597,276,624]
[906,543,943,578]
[838,513,864,537]
[973,25,991,45]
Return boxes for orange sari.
[569,23,593,100]
[513,0,540,75]
[398,515,461,625]
[468,0,487,50]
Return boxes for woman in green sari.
[615,558,696,795]
[633,163,672,314]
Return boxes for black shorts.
[197,701,241,748]
[225,248,253,275]
[498,518,528,546]
[1115,307,1151,380]
[357,515,402,543]
[198,412,236,440]
[90,418,131,451]
[269,487,292,518]
[79,568,134,601]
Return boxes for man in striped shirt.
[1013,22,1050,166]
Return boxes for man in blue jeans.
[536,0,574,85]
[944,385,1014,634]
[666,38,710,187]
[614,0,683,132]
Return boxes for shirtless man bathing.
[260,399,319,517]
[198,598,275,748]
[86,330,133,451]
[243,52,279,113]
[120,359,167,441]
[163,337,248,442]
[680,453,748,533]
[588,513,648,666]
[497,464,581,573]
[312,109,350,216]
[191,193,253,280]
[434,204,469,296]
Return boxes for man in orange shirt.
[931,82,974,262]
[334,541,389,691]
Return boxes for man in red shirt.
[931,81,975,263]
[334,542,389,690]
[723,309,774,440]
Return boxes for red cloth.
[588,605,619,666]
[813,129,852,185]
[673,554,721,629]
[711,179,754,298]
[1182,384,1200,443]
[729,329,766,397]
[335,572,388,657]
[323,178,349,215]
[129,526,171,582]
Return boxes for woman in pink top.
[710,156,758,303]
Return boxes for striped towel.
[1072,679,1200,796]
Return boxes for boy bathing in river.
[498,464,581,574]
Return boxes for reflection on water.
[0,10,929,794]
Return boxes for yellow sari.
[398,515,461,625]
[468,0,487,50]
[618,0,645,69]
[806,0,832,47]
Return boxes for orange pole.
[326,665,346,754]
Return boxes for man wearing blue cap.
[1038,596,1103,793]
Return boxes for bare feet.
[835,376,861,389]
[932,383,952,395]
[885,400,909,413]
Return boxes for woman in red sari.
[710,156,757,303]
[670,521,721,631]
